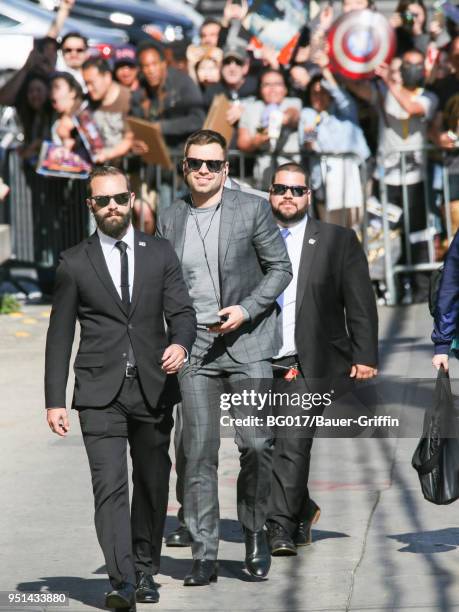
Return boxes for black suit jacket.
[45,229,196,409]
[294,217,378,379]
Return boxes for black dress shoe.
[244,529,271,578]
[183,560,218,586]
[266,522,297,556]
[293,500,321,546]
[105,583,136,610]
[135,571,159,603]
[165,525,193,547]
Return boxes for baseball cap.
[223,44,248,63]
[114,45,137,67]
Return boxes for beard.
[272,201,308,224]
[95,208,132,238]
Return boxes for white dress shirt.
[97,224,135,300]
[274,215,308,359]
[97,224,188,362]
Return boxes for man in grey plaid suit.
[156,129,292,586]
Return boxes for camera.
[402,10,415,28]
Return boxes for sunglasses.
[185,157,225,173]
[63,47,86,54]
[89,192,131,207]
[223,57,244,67]
[271,184,310,197]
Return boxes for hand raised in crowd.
[432,354,449,371]
[132,139,149,155]
[93,150,109,164]
[389,12,403,29]
[252,129,270,150]
[436,131,457,149]
[429,17,443,40]
[374,62,390,84]
[47,408,70,437]
[350,364,378,379]
[294,46,310,63]
[290,66,311,90]
[311,48,330,70]
[222,0,249,25]
[59,0,75,12]
[161,344,186,373]
[282,107,300,127]
[259,45,280,70]
[319,5,334,32]
[226,102,244,126]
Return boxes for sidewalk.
[1,304,459,612]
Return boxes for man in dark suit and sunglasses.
[156,129,292,586]
[44,166,196,610]
[265,162,378,556]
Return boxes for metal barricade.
[376,146,456,305]
[3,147,88,267]
[10,139,451,309]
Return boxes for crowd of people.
[5,0,459,301]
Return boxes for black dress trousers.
[267,367,323,536]
[77,376,173,588]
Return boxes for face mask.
[400,62,425,88]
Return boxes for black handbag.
[412,366,459,504]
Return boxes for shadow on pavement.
[16,576,108,610]
[388,528,459,553]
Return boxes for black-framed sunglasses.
[223,57,244,67]
[62,47,86,54]
[270,184,310,197]
[89,192,131,207]
[185,157,225,173]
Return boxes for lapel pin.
[309,238,316,245]
[139,241,146,247]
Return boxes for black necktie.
[115,241,135,366]
[115,241,130,308]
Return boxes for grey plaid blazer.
[156,187,292,362]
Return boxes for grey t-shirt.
[182,203,221,325]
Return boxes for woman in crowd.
[16,74,52,163]
[187,45,222,90]
[298,53,370,226]
[390,0,430,55]
[50,72,84,150]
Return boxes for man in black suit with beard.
[45,166,196,610]
[265,162,378,556]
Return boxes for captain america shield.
[327,10,395,80]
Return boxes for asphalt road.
[1,303,459,612]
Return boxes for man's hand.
[58,0,75,13]
[226,102,244,125]
[209,306,246,334]
[433,354,449,371]
[437,131,457,149]
[350,364,378,379]
[374,62,390,84]
[93,149,109,164]
[161,344,186,374]
[319,5,334,31]
[132,139,149,155]
[223,0,249,24]
[282,107,299,127]
[252,130,270,150]
[47,408,70,437]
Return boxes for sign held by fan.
[327,10,395,80]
